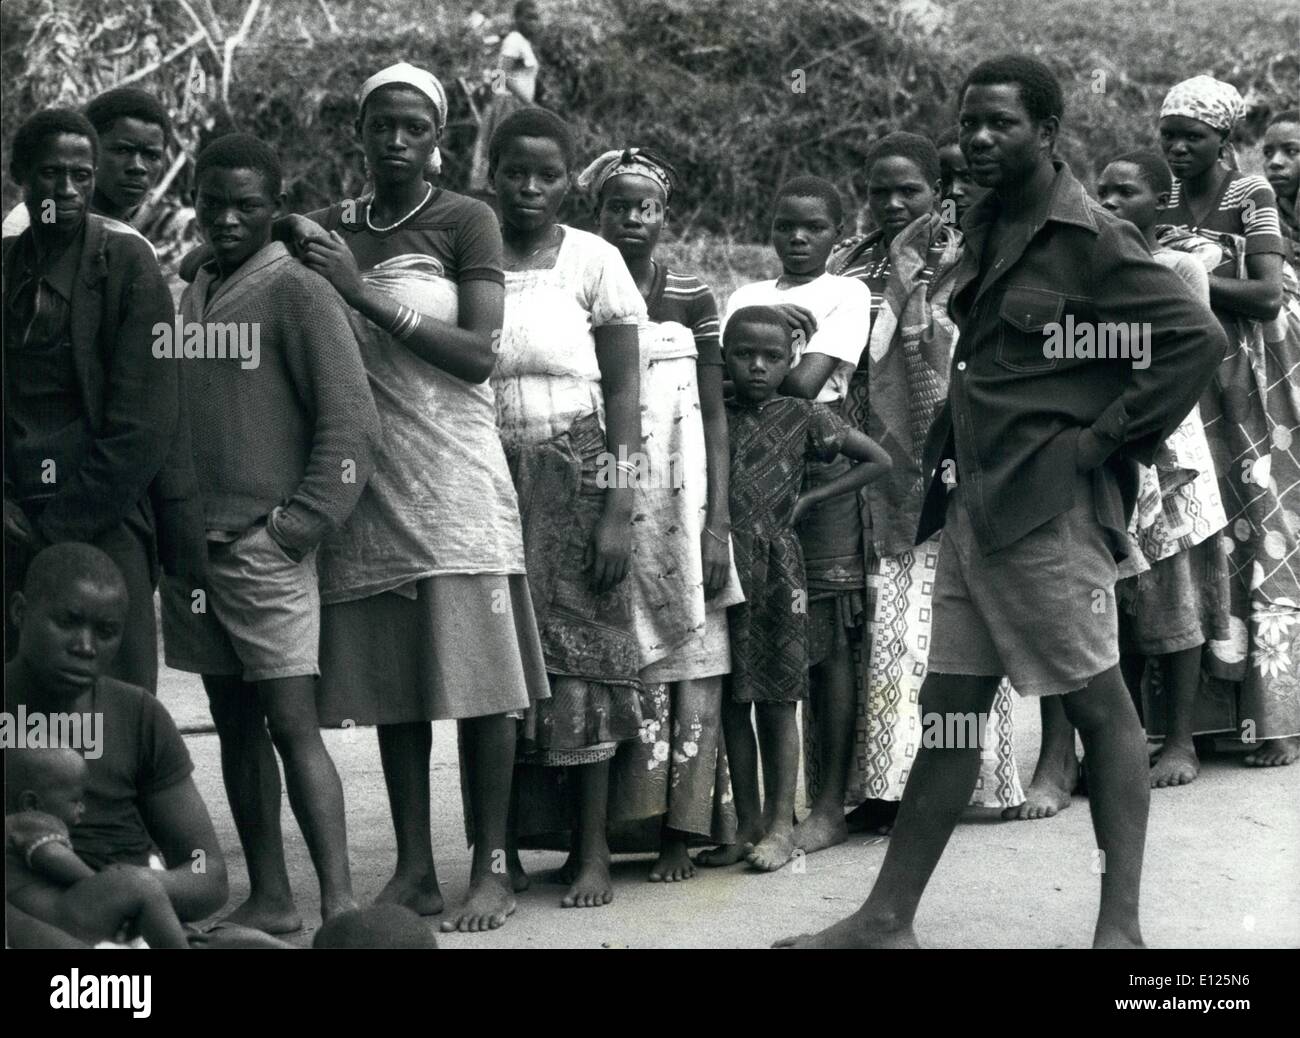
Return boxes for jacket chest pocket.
[995,286,1064,372]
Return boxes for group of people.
[3,42,1298,951]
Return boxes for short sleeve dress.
[725,396,850,703]
[492,226,650,772]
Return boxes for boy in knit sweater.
[160,134,380,935]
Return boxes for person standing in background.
[469,1,543,196]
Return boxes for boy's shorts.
[927,477,1119,696]
[161,522,320,682]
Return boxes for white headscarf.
[358,62,449,174]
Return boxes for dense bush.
[3,0,1296,245]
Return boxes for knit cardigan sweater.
[176,242,380,555]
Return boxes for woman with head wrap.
[812,132,1024,834]
[284,62,550,933]
[1154,74,1300,769]
[576,148,744,882]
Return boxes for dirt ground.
[158,662,1300,950]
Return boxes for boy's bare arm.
[795,429,892,519]
[28,840,97,886]
[779,352,836,400]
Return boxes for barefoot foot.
[1243,736,1300,767]
[439,877,516,933]
[375,870,444,916]
[221,895,303,936]
[1150,741,1199,787]
[774,911,919,949]
[695,825,761,868]
[792,808,847,854]
[560,858,613,908]
[1002,758,1078,820]
[746,826,796,872]
[648,840,696,883]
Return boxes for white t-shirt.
[500,30,539,102]
[722,273,871,403]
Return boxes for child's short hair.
[959,54,1064,124]
[1267,108,1300,129]
[85,86,172,145]
[723,305,794,353]
[774,175,843,225]
[9,108,98,181]
[21,543,127,609]
[865,131,941,184]
[5,748,85,813]
[195,133,283,196]
[313,904,439,949]
[1104,149,1173,197]
[489,107,576,174]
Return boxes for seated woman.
[4,544,229,944]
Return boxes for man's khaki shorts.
[162,522,320,683]
[927,477,1119,696]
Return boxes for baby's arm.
[29,839,97,887]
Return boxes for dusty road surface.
[159,663,1299,950]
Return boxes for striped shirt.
[834,233,946,337]
[1161,172,1284,265]
[647,264,722,365]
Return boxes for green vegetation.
[3,0,1295,267]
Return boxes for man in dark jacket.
[778,56,1226,950]
[3,108,203,692]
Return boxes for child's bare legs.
[1003,693,1079,820]
[376,721,444,915]
[697,696,762,866]
[794,641,855,854]
[747,701,800,871]
[59,868,190,949]
[442,713,518,932]
[561,761,614,908]
[1150,646,1202,786]
[204,675,301,934]
[1060,665,1148,947]
[258,675,355,921]
[775,672,998,947]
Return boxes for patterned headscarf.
[359,62,449,173]
[576,147,678,203]
[1160,75,1245,134]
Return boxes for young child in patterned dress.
[703,305,890,872]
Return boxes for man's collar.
[961,160,1098,236]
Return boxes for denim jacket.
[916,162,1227,557]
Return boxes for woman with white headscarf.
[285,62,550,933]
[1153,74,1300,769]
